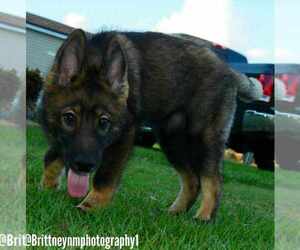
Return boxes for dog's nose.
[73,155,97,173]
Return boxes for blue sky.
[3,0,299,63]
[27,0,184,32]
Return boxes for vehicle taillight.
[278,74,299,95]
[257,74,274,97]
[286,75,300,96]
[258,74,265,83]
[213,43,225,49]
[276,74,300,102]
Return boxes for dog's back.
[89,31,237,124]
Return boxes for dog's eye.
[61,111,76,130]
[98,116,111,134]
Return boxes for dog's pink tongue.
[67,169,89,198]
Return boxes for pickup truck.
[275,64,300,170]
[136,34,300,171]
[228,63,300,171]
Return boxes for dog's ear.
[106,35,129,98]
[51,29,86,86]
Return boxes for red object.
[281,74,289,82]
[286,75,300,96]
[257,74,274,96]
[277,74,300,97]
[213,43,225,49]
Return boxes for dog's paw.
[76,187,113,212]
[167,204,186,215]
[193,209,214,222]
[193,213,211,221]
[40,169,64,191]
[40,177,59,190]
[76,202,94,212]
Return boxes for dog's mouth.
[67,168,90,198]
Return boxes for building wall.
[0,27,25,76]
[26,28,64,76]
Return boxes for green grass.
[275,169,300,249]
[0,123,25,233]
[27,125,274,249]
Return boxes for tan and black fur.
[38,29,260,221]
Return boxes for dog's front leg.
[77,165,125,211]
[77,127,135,211]
[41,148,64,189]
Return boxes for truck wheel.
[135,133,156,148]
[254,149,274,171]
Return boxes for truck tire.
[254,148,274,171]
[135,132,156,148]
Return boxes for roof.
[0,12,25,29]
[26,12,75,35]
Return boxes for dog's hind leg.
[41,148,64,189]
[168,167,200,214]
[195,175,222,221]
[189,126,227,221]
[77,127,135,211]
[188,88,236,221]
[158,117,200,214]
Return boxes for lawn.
[27,125,274,249]
[0,123,25,234]
[275,169,300,249]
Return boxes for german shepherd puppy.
[38,29,261,221]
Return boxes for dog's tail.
[233,70,263,102]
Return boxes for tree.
[0,68,21,112]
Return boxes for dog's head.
[40,29,133,175]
